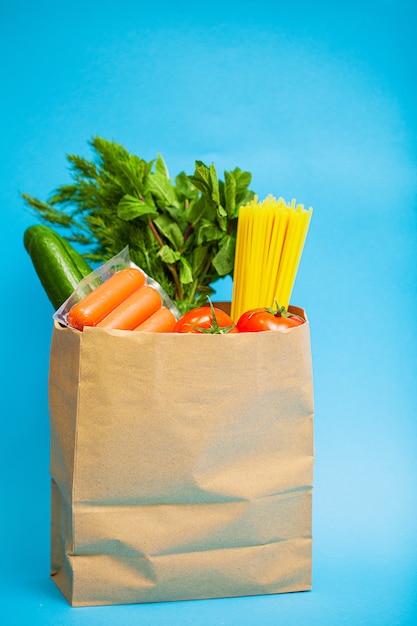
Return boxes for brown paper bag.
[49,305,314,607]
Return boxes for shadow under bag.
[49,308,314,607]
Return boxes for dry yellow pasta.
[230,195,312,321]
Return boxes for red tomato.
[237,308,304,332]
[174,306,239,333]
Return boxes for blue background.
[2,1,416,624]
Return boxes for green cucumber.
[24,224,93,309]
[24,224,93,277]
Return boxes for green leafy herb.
[22,136,254,312]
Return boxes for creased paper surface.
[49,308,314,606]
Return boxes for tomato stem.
[245,300,305,323]
[192,298,236,334]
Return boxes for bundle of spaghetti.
[230,195,312,322]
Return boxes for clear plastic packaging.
[53,246,180,329]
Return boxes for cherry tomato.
[174,306,239,333]
[237,308,304,332]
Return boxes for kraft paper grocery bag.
[49,306,314,607]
